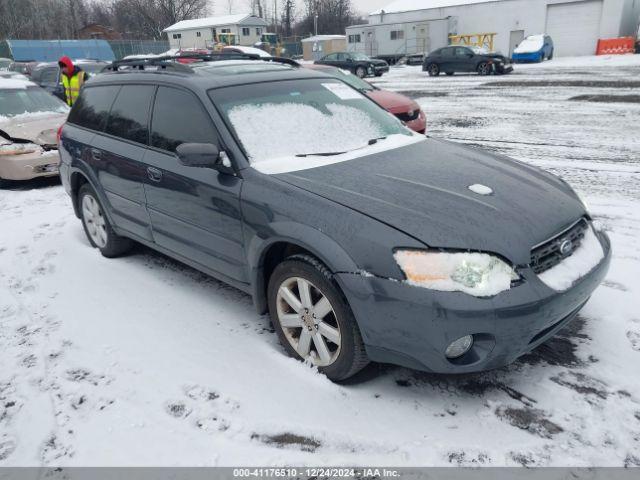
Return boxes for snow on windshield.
[514,35,544,54]
[230,102,385,161]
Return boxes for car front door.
[142,85,246,283]
[454,47,475,72]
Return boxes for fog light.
[445,335,474,359]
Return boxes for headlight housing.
[394,250,519,297]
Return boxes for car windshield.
[209,78,414,173]
[0,86,69,117]
[351,53,371,61]
[330,69,374,92]
[469,46,490,54]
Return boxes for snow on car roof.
[0,77,36,89]
[371,0,499,15]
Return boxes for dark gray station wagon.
[59,57,611,381]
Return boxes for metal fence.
[107,40,170,60]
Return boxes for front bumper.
[373,64,389,75]
[494,62,514,74]
[336,230,611,374]
[512,52,543,63]
[405,111,427,134]
[0,150,60,181]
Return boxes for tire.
[78,183,133,258]
[267,254,369,381]
[477,62,491,75]
[355,66,367,78]
[427,63,440,76]
[445,72,454,76]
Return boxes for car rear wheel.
[477,62,491,75]
[267,254,369,381]
[79,183,133,258]
[427,63,440,76]
[355,66,367,78]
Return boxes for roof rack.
[102,53,300,73]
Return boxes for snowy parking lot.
[1,55,640,467]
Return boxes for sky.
[209,0,391,17]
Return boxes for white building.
[346,0,640,61]
[164,13,269,50]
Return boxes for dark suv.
[423,46,513,76]
[59,56,610,382]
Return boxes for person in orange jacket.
[58,56,88,107]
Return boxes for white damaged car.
[0,74,68,187]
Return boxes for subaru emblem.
[559,239,573,256]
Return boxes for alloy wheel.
[276,277,341,367]
[82,194,108,248]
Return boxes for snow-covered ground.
[1,55,640,467]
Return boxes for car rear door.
[142,85,246,283]
[84,84,154,241]
[438,47,456,72]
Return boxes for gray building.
[346,0,640,61]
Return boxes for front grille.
[530,218,588,274]
[395,110,420,122]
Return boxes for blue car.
[512,34,554,63]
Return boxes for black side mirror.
[176,143,234,174]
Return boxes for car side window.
[455,47,471,56]
[104,85,155,145]
[151,86,218,153]
[68,85,120,132]
[337,53,347,61]
[441,47,455,57]
[324,53,337,61]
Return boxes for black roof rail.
[102,52,300,73]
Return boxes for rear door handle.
[147,166,163,182]
[90,148,102,161]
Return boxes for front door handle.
[147,166,163,182]
[90,148,102,161]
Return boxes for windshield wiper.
[367,136,387,145]
[295,151,346,158]
[295,137,389,158]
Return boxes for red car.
[305,64,426,134]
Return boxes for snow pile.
[394,250,516,297]
[228,101,413,173]
[538,227,605,291]
[0,110,67,124]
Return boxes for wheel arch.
[247,224,360,314]
[68,166,116,229]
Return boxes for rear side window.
[441,47,455,56]
[151,86,217,152]
[68,85,120,131]
[105,85,155,145]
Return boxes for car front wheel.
[79,183,133,258]
[427,63,440,76]
[355,66,367,78]
[267,254,369,381]
[477,62,491,75]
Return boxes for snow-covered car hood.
[275,138,586,265]
[0,112,66,146]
